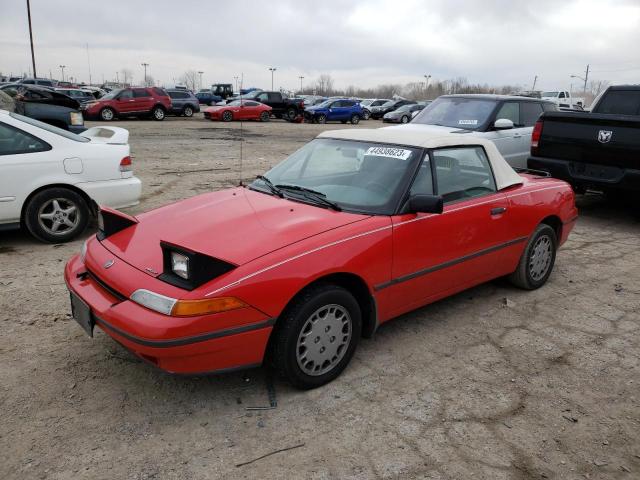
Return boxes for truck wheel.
[286,107,297,120]
[350,114,360,125]
[222,110,233,122]
[259,111,270,122]
[152,106,165,121]
[508,224,557,290]
[316,114,327,124]
[100,107,115,121]
[24,187,90,243]
[182,105,194,117]
[270,283,361,389]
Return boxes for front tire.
[152,106,165,121]
[271,284,361,389]
[508,224,557,289]
[222,110,233,122]
[100,107,115,121]
[362,109,370,120]
[316,114,327,124]
[24,188,90,243]
[350,114,360,125]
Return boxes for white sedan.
[0,109,141,242]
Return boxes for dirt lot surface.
[1,116,639,480]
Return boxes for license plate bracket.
[70,291,94,337]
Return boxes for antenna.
[238,72,244,187]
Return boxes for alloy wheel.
[37,198,80,236]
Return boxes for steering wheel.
[365,181,392,196]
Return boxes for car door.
[328,101,346,120]
[132,88,153,113]
[115,89,135,113]
[268,92,284,113]
[0,121,52,224]
[385,146,511,317]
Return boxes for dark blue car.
[167,89,201,117]
[195,91,222,106]
[304,98,363,124]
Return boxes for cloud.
[1,0,638,90]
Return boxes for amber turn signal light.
[170,297,247,317]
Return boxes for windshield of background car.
[380,101,395,108]
[371,100,388,106]
[250,138,422,215]
[412,97,495,130]
[9,112,90,142]
[541,91,558,97]
[394,105,412,113]
[100,89,122,100]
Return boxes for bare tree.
[181,70,198,91]
[120,68,133,86]
[143,75,155,87]
[315,74,335,96]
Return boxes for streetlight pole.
[197,71,204,90]
[26,0,37,78]
[233,76,239,92]
[268,67,276,90]
[59,65,66,82]
[571,64,590,93]
[298,76,304,93]
[141,63,149,86]
[423,74,431,96]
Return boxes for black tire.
[341,120,347,124]
[182,105,194,117]
[401,115,409,124]
[270,283,361,389]
[350,114,360,125]
[100,107,115,121]
[151,106,165,121]
[24,187,90,243]
[259,111,270,122]
[286,107,297,120]
[316,114,327,124]
[508,224,557,290]
[362,109,370,120]
[222,110,233,122]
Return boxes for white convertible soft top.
[318,128,523,191]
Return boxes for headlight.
[70,112,84,126]
[171,252,189,279]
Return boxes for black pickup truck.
[237,91,305,120]
[528,85,640,194]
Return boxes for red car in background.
[82,87,172,121]
[203,99,272,122]
[65,129,577,389]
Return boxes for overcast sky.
[1,0,639,91]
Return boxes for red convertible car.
[65,129,577,389]
[203,100,272,122]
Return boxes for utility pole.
[233,76,239,92]
[298,76,304,93]
[532,75,538,91]
[583,64,589,92]
[26,0,37,78]
[59,65,66,82]
[197,71,204,90]
[268,67,276,90]
[141,63,149,86]
[116,71,119,84]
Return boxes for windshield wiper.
[254,175,283,197]
[275,184,341,211]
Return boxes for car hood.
[100,187,369,276]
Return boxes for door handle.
[490,207,507,215]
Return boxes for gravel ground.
[1,115,639,480]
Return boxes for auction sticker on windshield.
[365,146,412,160]
[458,120,478,125]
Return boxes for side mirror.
[406,194,443,214]
[494,118,514,130]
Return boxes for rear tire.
[401,115,409,123]
[24,187,90,243]
[508,224,557,290]
[270,284,361,389]
[182,105,194,117]
[152,106,165,121]
[259,111,270,122]
[350,114,360,125]
[286,107,297,120]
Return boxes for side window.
[519,102,544,127]
[433,147,496,203]
[344,101,354,107]
[133,89,151,98]
[257,93,269,102]
[409,156,433,196]
[118,90,133,99]
[495,102,520,126]
[268,93,281,102]
[0,123,50,155]
[152,87,166,96]
[331,101,343,108]
[245,101,258,107]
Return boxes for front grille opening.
[86,268,127,302]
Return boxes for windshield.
[100,89,122,100]
[10,112,89,142]
[250,138,422,215]
[380,100,395,108]
[541,91,558,97]
[313,100,333,108]
[371,100,389,107]
[394,105,412,113]
[226,100,246,106]
[412,97,495,130]
[360,99,373,106]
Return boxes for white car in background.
[0,110,141,242]
[389,94,558,168]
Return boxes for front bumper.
[64,249,274,374]
[528,156,640,193]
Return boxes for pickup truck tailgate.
[537,112,640,169]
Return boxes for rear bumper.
[76,176,142,209]
[64,253,273,374]
[528,156,640,192]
